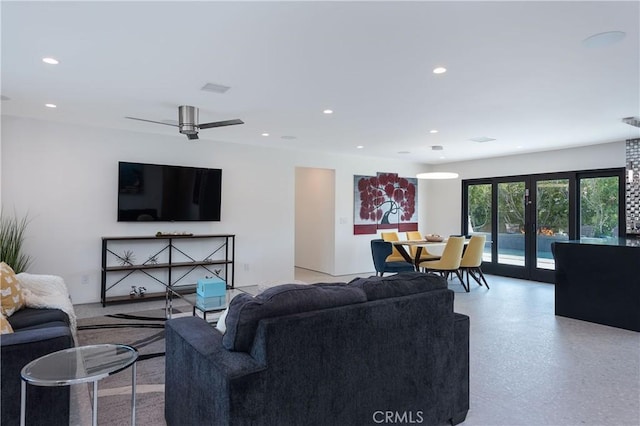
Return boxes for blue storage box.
[196,295,226,310]
[197,277,226,297]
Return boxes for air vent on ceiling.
[470,136,496,143]
[431,145,444,151]
[201,83,231,94]
[622,116,640,128]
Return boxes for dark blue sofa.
[165,272,470,425]
[1,308,74,426]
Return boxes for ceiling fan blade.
[198,119,244,129]
[187,133,199,140]
[124,116,178,127]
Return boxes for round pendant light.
[416,172,459,180]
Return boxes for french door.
[463,168,624,282]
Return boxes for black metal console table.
[100,234,235,307]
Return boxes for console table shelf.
[101,234,235,307]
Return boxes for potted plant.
[0,211,32,273]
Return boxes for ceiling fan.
[125,105,244,140]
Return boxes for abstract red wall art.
[353,172,418,235]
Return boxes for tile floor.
[72,268,640,425]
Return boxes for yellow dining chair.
[459,234,489,289]
[419,236,467,291]
[405,231,441,262]
[380,232,407,263]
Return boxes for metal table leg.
[93,380,98,426]
[20,380,26,426]
[131,361,137,426]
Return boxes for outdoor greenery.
[468,184,492,232]
[0,211,32,273]
[580,177,619,237]
[468,176,619,238]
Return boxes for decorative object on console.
[119,249,136,266]
[353,172,418,235]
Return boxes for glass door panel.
[535,179,569,270]
[467,183,492,262]
[463,168,623,283]
[497,182,526,266]
[580,176,619,242]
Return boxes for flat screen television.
[118,161,222,222]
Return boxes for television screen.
[117,161,222,222]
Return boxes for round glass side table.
[20,344,138,426]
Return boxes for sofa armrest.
[165,316,266,426]
[451,313,470,425]
[1,325,74,426]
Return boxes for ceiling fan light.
[416,172,459,180]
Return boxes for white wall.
[295,167,335,274]
[1,115,430,303]
[291,155,430,275]
[425,142,626,236]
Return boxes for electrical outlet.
[243,263,250,271]
[81,275,89,285]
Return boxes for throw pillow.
[0,262,26,317]
[0,312,13,334]
[215,306,230,334]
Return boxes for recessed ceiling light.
[45,103,57,108]
[582,31,626,48]
[323,109,333,114]
[429,129,439,134]
[433,67,447,74]
[439,156,446,160]
[42,57,59,65]
[357,145,364,149]
[261,133,269,137]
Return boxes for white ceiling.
[2,1,639,164]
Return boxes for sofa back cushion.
[223,283,366,352]
[349,272,447,301]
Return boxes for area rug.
[74,309,186,426]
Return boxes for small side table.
[192,304,226,321]
[20,344,138,426]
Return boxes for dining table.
[391,238,467,270]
